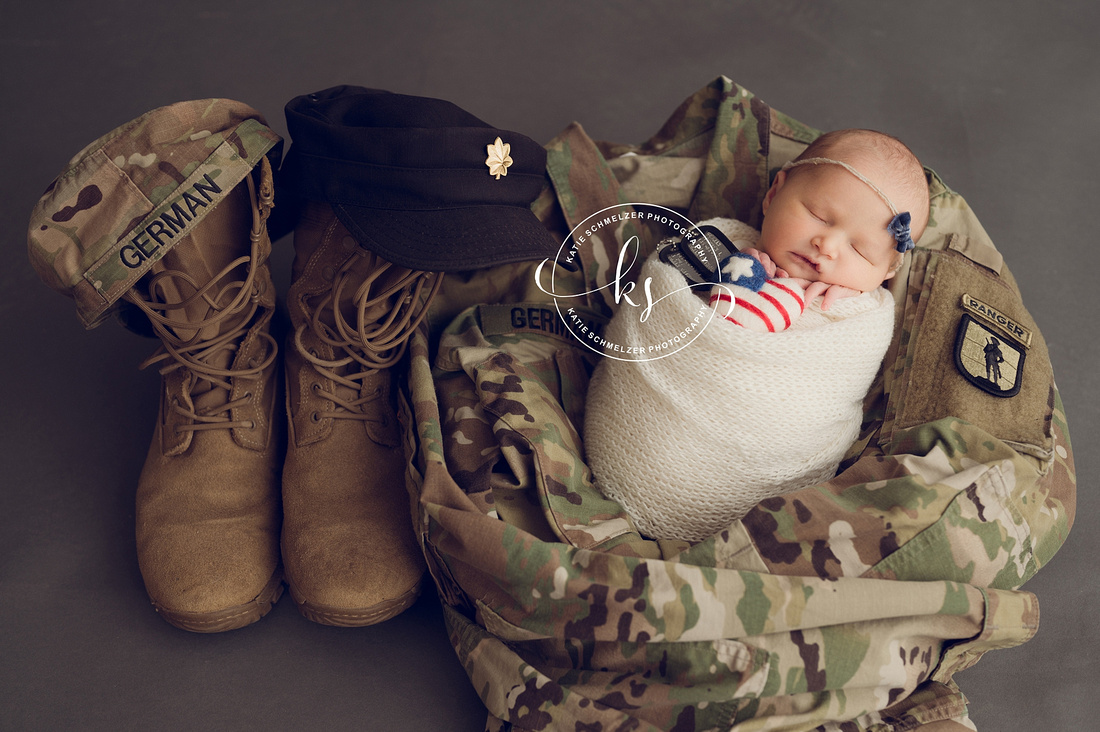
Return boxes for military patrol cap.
[27,99,282,328]
[281,85,556,272]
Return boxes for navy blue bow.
[889,212,914,253]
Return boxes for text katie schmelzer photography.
[536,203,728,362]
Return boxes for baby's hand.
[741,247,781,278]
[798,281,862,311]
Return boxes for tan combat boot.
[28,99,285,633]
[281,200,441,626]
[126,159,284,632]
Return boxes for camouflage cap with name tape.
[28,98,282,328]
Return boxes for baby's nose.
[812,231,843,258]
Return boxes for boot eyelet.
[245,421,256,429]
[310,411,322,423]
[311,383,321,393]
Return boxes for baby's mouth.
[791,252,821,272]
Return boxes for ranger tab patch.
[954,299,1026,397]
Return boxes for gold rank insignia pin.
[954,294,1027,397]
[485,137,512,179]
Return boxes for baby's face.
[758,162,901,292]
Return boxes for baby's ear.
[762,170,787,214]
[883,251,906,281]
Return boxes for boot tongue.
[149,184,256,409]
[156,261,247,410]
[337,254,410,332]
[322,256,410,406]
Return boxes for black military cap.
[281,85,556,272]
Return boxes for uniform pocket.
[885,247,1054,460]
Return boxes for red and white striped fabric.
[709,278,806,332]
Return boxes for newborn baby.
[584,129,929,542]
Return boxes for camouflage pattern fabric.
[27,99,282,328]
[400,76,1075,730]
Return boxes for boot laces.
[126,172,277,433]
[295,249,442,421]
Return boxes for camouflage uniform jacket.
[400,77,1076,730]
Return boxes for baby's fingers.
[803,281,831,304]
[819,284,861,311]
[742,248,777,277]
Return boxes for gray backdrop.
[2,2,1095,729]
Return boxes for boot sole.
[151,570,284,633]
[289,577,422,627]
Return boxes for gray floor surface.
[2,2,1096,730]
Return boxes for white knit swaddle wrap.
[584,245,895,542]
